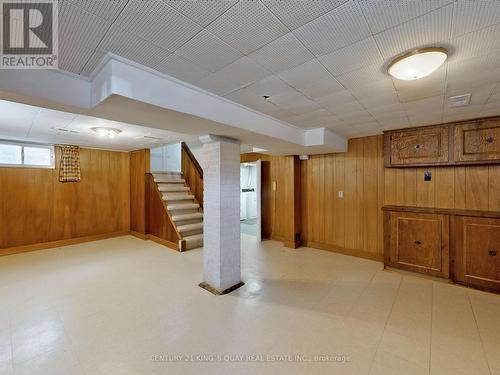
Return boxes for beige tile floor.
[0,234,499,375]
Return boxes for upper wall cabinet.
[384,116,500,167]
[454,119,500,163]
[386,125,450,166]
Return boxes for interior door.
[256,160,262,242]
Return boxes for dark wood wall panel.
[0,147,130,250]
[130,149,150,235]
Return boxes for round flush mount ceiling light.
[91,127,122,139]
[388,47,448,81]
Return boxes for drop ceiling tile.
[114,0,203,52]
[81,51,105,76]
[319,37,384,76]
[359,0,453,34]
[315,90,357,107]
[396,64,446,103]
[154,53,211,84]
[244,75,296,97]
[0,101,40,135]
[167,0,237,27]
[176,30,242,73]
[447,50,500,79]
[196,57,271,96]
[196,74,242,96]
[261,0,348,30]
[58,41,95,75]
[269,91,319,113]
[443,103,484,117]
[223,87,263,107]
[321,100,364,114]
[278,59,333,88]
[59,2,111,49]
[297,79,345,100]
[356,92,401,109]
[335,64,388,90]
[205,0,288,54]
[292,1,371,56]
[403,95,445,115]
[445,66,500,93]
[451,23,500,61]
[60,0,128,21]
[374,4,453,59]
[247,33,314,74]
[335,110,374,124]
[218,57,272,87]
[98,25,171,68]
[366,102,406,116]
[446,83,497,107]
[452,0,500,38]
[349,79,396,100]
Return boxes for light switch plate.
[338,191,344,198]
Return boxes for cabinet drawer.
[387,126,449,166]
[385,212,449,278]
[454,119,500,162]
[453,217,500,292]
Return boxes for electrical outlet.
[338,191,344,198]
[424,171,432,182]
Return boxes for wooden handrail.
[181,142,203,209]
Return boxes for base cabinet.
[384,206,500,293]
[385,211,449,278]
[452,216,500,292]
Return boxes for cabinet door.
[386,212,449,278]
[453,217,500,292]
[454,119,500,162]
[387,126,450,166]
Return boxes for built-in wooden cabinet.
[452,216,500,292]
[387,125,450,166]
[454,119,500,163]
[384,116,500,167]
[385,211,449,278]
[383,206,500,293]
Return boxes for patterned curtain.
[59,146,81,182]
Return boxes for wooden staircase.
[153,172,203,250]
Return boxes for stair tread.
[163,194,194,200]
[184,233,203,242]
[172,212,203,221]
[155,178,185,183]
[167,203,200,210]
[158,186,189,191]
[177,222,203,232]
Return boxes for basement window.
[0,141,55,168]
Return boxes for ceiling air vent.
[448,93,471,108]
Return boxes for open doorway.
[240,161,261,241]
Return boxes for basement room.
[0,1,499,374]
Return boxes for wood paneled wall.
[130,149,150,236]
[181,142,203,208]
[0,147,130,251]
[240,153,301,244]
[299,134,500,261]
[301,136,385,260]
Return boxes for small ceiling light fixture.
[91,127,122,139]
[388,47,448,81]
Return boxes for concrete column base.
[199,281,245,295]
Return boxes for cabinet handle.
[489,250,498,257]
[414,240,422,245]
[414,144,422,150]
[486,137,495,144]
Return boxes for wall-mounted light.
[91,127,122,139]
[388,47,448,81]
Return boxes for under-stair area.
[153,172,203,250]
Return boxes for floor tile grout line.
[366,272,403,375]
[467,291,493,375]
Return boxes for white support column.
[198,134,243,295]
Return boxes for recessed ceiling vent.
[448,93,471,108]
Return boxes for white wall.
[150,143,181,172]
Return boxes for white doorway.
[240,161,261,241]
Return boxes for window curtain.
[59,145,81,182]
